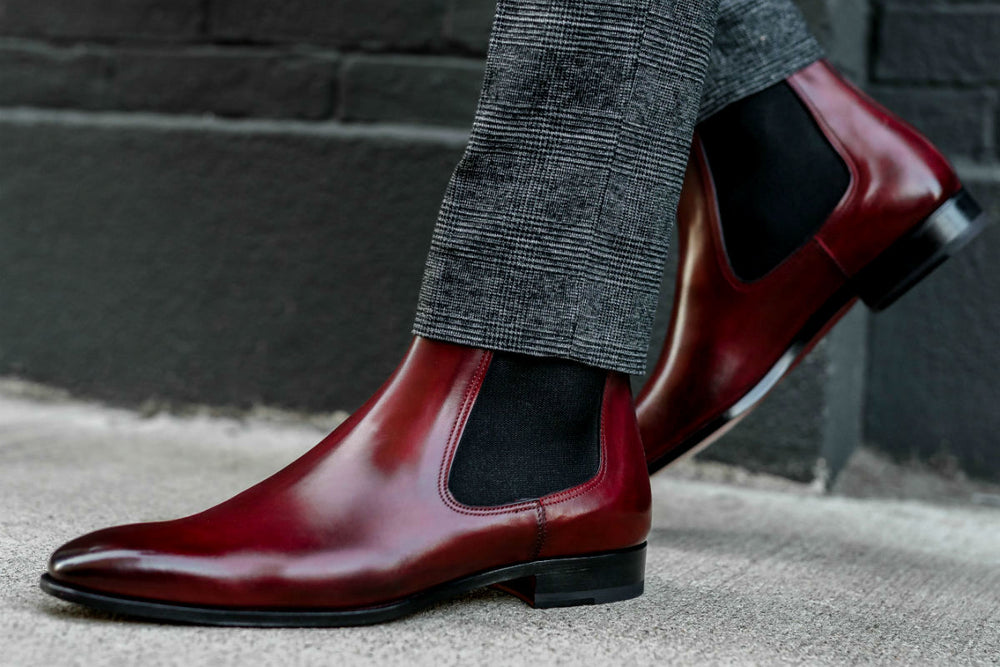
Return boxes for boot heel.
[855,189,989,312]
[496,543,646,609]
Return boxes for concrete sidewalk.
[2,385,998,666]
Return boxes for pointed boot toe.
[45,522,194,603]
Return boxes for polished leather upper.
[637,60,961,469]
[49,337,651,609]
[791,62,961,275]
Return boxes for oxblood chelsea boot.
[638,60,989,473]
[42,337,651,626]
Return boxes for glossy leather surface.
[49,337,651,609]
[792,61,962,275]
[637,60,961,470]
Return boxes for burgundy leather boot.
[638,60,989,473]
[41,337,651,626]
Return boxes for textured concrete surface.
[3,387,998,666]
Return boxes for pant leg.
[699,0,823,121]
[414,0,721,375]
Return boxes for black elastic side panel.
[448,352,605,507]
[699,81,851,282]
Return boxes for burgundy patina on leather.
[638,60,970,472]
[45,337,650,618]
[790,62,962,274]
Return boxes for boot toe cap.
[47,523,177,597]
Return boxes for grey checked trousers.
[414,0,823,374]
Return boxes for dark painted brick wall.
[0,0,490,413]
[0,0,203,39]
[209,0,451,48]
[871,2,1000,161]
[0,112,465,410]
[876,4,1000,85]
[0,0,490,120]
[864,0,1000,480]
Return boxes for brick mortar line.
[883,5,1000,16]
[954,159,1000,181]
[0,33,488,58]
[871,76,1000,89]
[868,80,1000,92]
[0,35,489,65]
[0,107,471,145]
[0,35,335,57]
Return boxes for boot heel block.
[496,543,646,609]
[856,189,989,312]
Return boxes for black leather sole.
[648,189,990,474]
[855,189,986,312]
[39,543,645,627]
